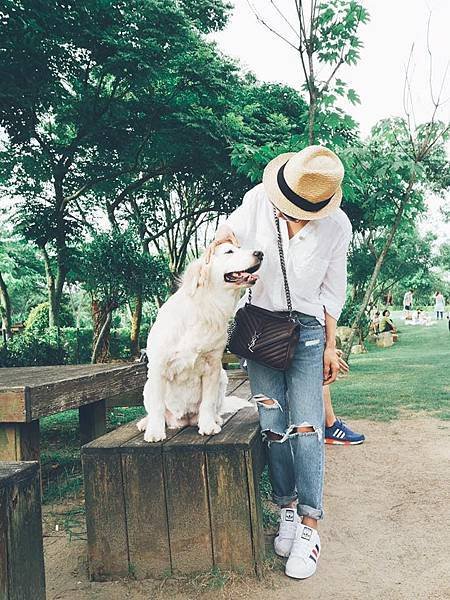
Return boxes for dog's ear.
[183,258,210,296]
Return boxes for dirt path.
[43,416,450,600]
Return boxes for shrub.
[0,328,66,367]
[26,301,75,332]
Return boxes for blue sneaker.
[325,419,365,445]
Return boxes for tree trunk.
[342,176,416,361]
[0,272,12,338]
[130,294,143,357]
[91,301,112,363]
[308,94,317,145]
[40,246,58,327]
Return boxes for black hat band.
[277,162,334,213]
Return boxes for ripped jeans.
[247,313,325,520]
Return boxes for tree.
[0,0,233,326]
[341,116,449,359]
[79,230,169,363]
[247,0,369,143]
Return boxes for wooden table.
[0,363,147,461]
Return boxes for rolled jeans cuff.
[273,493,298,506]
[297,503,324,521]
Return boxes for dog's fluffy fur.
[137,243,262,442]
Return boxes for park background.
[0,1,449,599]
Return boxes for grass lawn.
[332,316,450,421]
[39,317,450,504]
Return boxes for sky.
[211,0,450,244]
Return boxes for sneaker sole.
[285,567,316,579]
[325,438,364,445]
[274,548,291,558]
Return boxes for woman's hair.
[375,311,380,316]
[382,309,390,316]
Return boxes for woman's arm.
[323,311,340,385]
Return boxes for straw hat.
[262,145,344,220]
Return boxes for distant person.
[403,289,413,314]
[379,309,397,333]
[383,291,393,306]
[370,311,381,335]
[434,291,445,320]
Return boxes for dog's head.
[183,243,263,295]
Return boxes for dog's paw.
[198,419,222,436]
[143,426,166,443]
[136,416,148,432]
[215,415,224,426]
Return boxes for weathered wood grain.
[79,399,106,445]
[121,427,182,579]
[0,420,40,461]
[82,420,142,581]
[0,462,46,600]
[0,363,147,421]
[0,388,28,423]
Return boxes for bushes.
[25,302,75,331]
[0,328,66,367]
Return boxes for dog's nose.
[253,250,264,261]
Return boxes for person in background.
[434,291,445,320]
[403,289,413,319]
[370,310,381,335]
[379,309,397,333]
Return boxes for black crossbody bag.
[227,209,300,371]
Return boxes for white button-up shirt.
[225,183,352,324]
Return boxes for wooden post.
[0,462,46,600]
[79,399,106,445]
[0,421,40,461]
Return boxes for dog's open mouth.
[224,263,260,285]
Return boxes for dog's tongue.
[233,271,259,283]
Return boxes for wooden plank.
[0,388,27,423]
[106,388,143,408]
[121,427,182,579]
[206,447,255,572]
[82,451,130,581]
[0,482,8,599]
[245,439,266,576]
[206,407,259,449]
[79,399,107,445]
[81,418,143,581]
[0,421,40,461]
[0,462,46,600]
[30,363,147,420]
[82,419,142,454]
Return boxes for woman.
[434,291,445,320]
[211,145,351,580]
[379,309,396,333]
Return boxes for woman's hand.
[323,346,340,385]
[336,349,349,374]
[205,227,240,264]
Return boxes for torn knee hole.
[266,430,284,441]
[294,426,314,433]
[253,395,282,410]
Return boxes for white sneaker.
[274,508,299,557]
[285,524,321,579]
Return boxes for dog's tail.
[221,395,256,415]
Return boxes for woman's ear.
[183,258,210,296]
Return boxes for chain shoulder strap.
[247,209,293,312]
[273,208,293,314]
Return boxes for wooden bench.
[0,363,147,461]
[0,462,46,599]
[82,375,267,580]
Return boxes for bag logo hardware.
[248,331,261,352]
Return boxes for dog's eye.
[225,250,234,254]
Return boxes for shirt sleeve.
[223,188,256,248]
[319,228,352,321]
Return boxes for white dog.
[137,242,263,442]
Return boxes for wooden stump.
[82,405,266,580]
[376,332,394,348]
[0,462,46,600]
